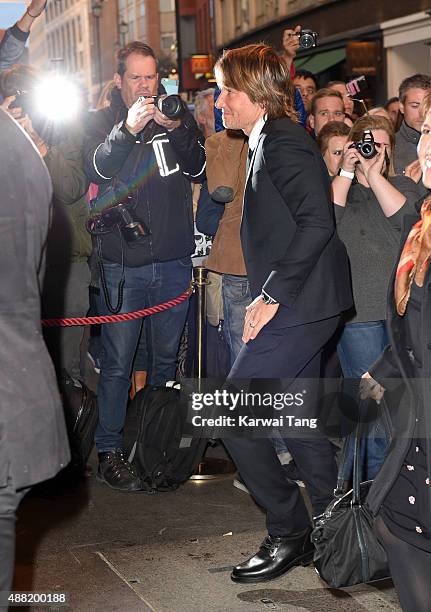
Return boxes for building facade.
[213,0,431,103]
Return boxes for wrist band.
[26,2,47,18]
[338,167,355,180]
[26,9,41,17]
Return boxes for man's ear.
[113,73,122,90]
[399,100,405,116]
[309,113,315,130]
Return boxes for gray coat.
[0,109,70,489]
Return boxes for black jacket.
[367,209,431,516]
[242,117,352,326]
[83,88,206,267]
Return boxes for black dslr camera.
[87,194,150,246]
[9,89,33,114]
[296,29,318,50]
[140,94,185,120]
[348,129,377,160]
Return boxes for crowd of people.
[0,6,430,610]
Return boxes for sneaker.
[282,461,305,488]
[233,473,250,494]
[97,449,143,491]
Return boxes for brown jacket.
[204,130,248,276]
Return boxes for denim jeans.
[95,257,191,452]
[337,320,390,482]
[222,274,251,368]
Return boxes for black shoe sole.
[230,549,314,583]
[96,472,152,493]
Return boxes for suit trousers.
[224,312,339,536]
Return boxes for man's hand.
[153,107,181,132]
[404,159,422,183]
[242,295,279,343]
[359,372,385,404]
[0,95,22,121]
[125,97,156,135]
[282,25,301,68]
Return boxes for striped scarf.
[395,199,431,315]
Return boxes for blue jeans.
[337,320,390,482]
[222,274,251,368]
[95,257,191,452]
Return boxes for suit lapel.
[242,132,265,224]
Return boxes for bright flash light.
[34,75,81,122]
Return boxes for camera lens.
[360,143,376,159]
[298,30,317,50]
[157,94,184,120]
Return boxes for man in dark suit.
[0,109,70,592]
[214,44,352,583]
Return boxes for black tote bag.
[311,399,390,588]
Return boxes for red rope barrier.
[41,288,193,327]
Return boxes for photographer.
[332,115,423,482]
[83,42,205,491]
[0,64,91,384]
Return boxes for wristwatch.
[261,292,279,305]
[338,167,355,180]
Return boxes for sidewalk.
[14,450,401,612]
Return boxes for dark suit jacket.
[241,117,352,326]
[0,110,70,489]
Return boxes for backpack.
[61,371,98,471]
[123,385,207,491]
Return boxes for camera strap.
[94,139,144,314]
[96,228,125,314]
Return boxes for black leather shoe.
[97,449,143,492]
[231,528,314,583]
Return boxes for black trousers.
[224,313,339,536]
[0,477,29,594]
[375,514,431,612]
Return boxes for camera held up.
[348,129,378,160]
[139,94,185,120]
[296,29,318,50]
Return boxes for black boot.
[97,449,142,491]
[231,528,314,583]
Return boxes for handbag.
[311,399,390,588]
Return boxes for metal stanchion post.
[193,266,208,379]
[190,266,236,480]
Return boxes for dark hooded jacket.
[83,87,206,267]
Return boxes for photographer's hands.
[0,95,21,121]
[1,96,47,155]
[332,141,359,208]
[282,25,301,69]
[125,97,181,135]
[125,97,156,135]
[153,107,181,131]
